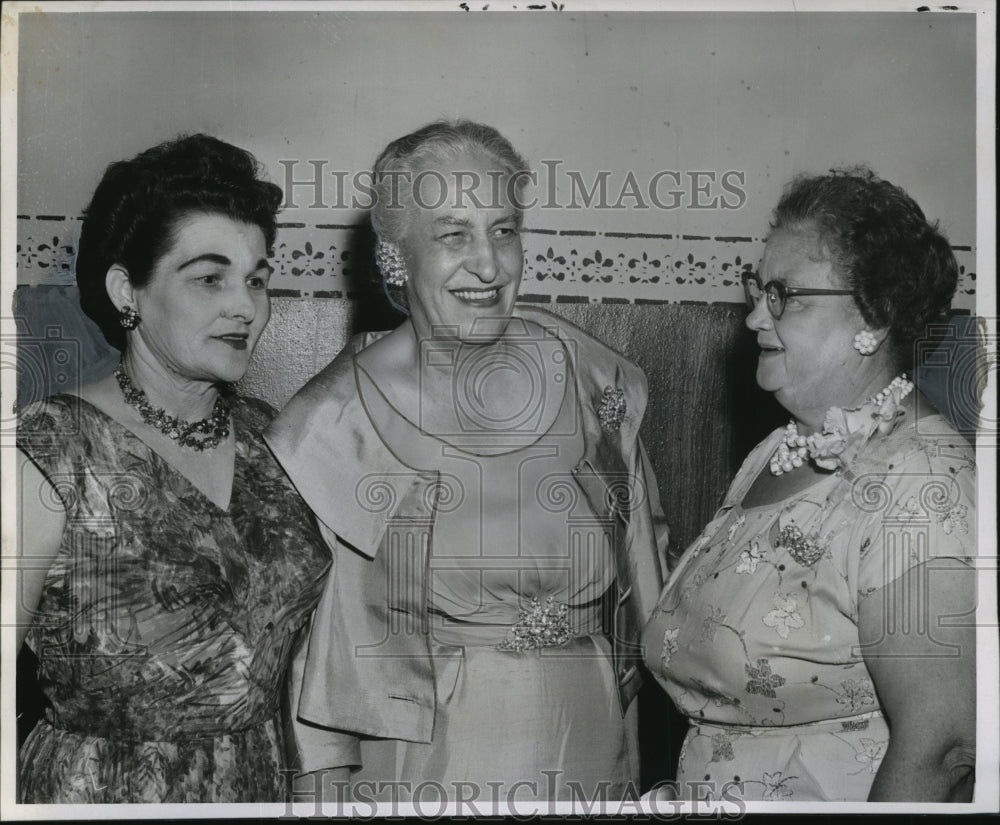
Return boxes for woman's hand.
[859,557,976,801]
[15,448,65,651]
[641,782,678,802]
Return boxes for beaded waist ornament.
[496,596,573,652]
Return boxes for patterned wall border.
[16,215,978,309]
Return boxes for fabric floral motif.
[699,607,727,643]
[835,679,876,713]
[660,627,680,673]
[938,504,969,535]
[735,540,764,575]
[744,658,786,698]
[644,409,976,802]
[762,592,804,639]
[15,395,331,803]
[854,738,887,774]
[761,771,796,801]
[679,566,711,601]
[727,514,746,543]
[806,381,909,472]
[710,732,735,763]
[894,496,924,521]
[806,404,874,471]
[692,678,742,710]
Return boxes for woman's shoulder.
[16,393,112,481]
[16,392,99,447]
[845,411,977,538]
[230,393,278,432]
[867,410,976,478]
[517,305,648,390]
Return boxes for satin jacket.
[265,307,669,752]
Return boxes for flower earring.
[119,305,141,330]
[853,329,878,355]
[375,240,409,287]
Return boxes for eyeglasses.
[742,272,853,320]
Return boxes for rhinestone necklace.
[114,364,231,451]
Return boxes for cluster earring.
[119,305,141,330]
[853,329,878,355]
[375,240,409,287]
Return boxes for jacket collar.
[264,308,646,558]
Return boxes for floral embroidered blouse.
[642,412,976,801]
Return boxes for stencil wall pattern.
[16,215,978,309]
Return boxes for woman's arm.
[285,616,358,804]
[15,448,65,651]
[859,557,976,801]
[638,439,671,579]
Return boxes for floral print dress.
[642,413,976,801]
[16,394,332,803]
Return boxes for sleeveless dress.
[350,356,638,801]
[642,413,976,801]
[16,393,332,803]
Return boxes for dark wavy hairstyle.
[770,166,958,370]
[75,133,284,350]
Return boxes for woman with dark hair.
[643,167,976,802]
[265,120,668,801]
[15,134,348,803]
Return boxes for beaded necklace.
[769,374,914,476]
[114,364,231,451]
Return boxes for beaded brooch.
[775,522,827,567]
[497,596,572,652]
[598,386,626,432]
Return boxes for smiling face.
[399,151,524,343]
[127,211,271,384]
[746,226,873,423]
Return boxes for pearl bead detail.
[769,374,914,476]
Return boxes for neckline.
[733,406,937,514]
[352,336,580,461]
[731,428,845,513]
[51,392,241,514]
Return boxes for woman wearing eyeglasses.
[642,167,976,802]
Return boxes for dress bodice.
[641,414,976,801]
[355,357,615,643]
[16,393,331,740]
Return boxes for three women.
[16,126,978,805]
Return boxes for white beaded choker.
[769,374,914,476]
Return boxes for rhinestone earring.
[119,305,141,330]
[375,240,409,287]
